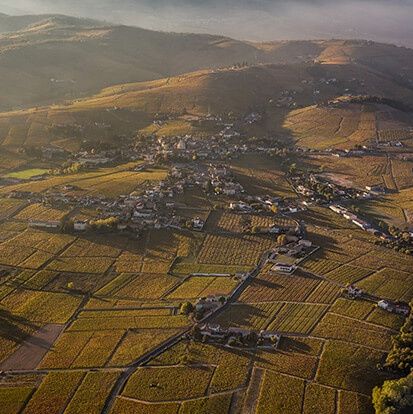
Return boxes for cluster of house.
[244,112,262,124]
[377,141,404,148]
[344,286,409,316]
[331,147,370,158]
[195,295,228,316]
[291,173,371,204]
[377,300,410,316]
[29,219,63,230]
[229,195,304,215]
[270,89,298,109]
[137,133,251,162]
[195,323,281,349]
[345,285,364,299]
[329,204,388,238]
[268,240,315,274]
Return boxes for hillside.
[1,61,413,157]
[284,101,413,150]
[1,13,413,110]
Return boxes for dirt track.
[0,323,64,371]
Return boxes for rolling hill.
[1,13,413,111]
[1,60,413,156]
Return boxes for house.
[365,185,386,194]
[223,187,237,196]
[377,300,410,316]
[343,212,357,221]
[195,295,227,313]
[352,219,370,230]
[117,222,128,231]
[229,201,250,212]
[199,324,227,340]
[29,219,62,229]
[298,239,312,247]
[235,272,250,281]
[73,220,88,231]
[270,263,297,274]
[347,285,363,299]
[192,217,205,231]
[258,331,281,349]
[176,139,186,150]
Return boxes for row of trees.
[89,217,119,230]
[49,162,82,176]
[373,301,413,413]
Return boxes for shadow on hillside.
[251,277,283,290]
[214,303,267,328]
[278,337,311,354]
[0,308,42,346]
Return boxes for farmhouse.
[258,331,281,349]
[195,295,227,313]
[73,220,88,231]
[199,324,227,340]
[352,218,371,230]
[377,300,410,316]
[270,263,297,274]
[78,156,112,167]
[346,285,364,299]
[192,217,205,231]
[365,185,386,194]
[29,219,62,229]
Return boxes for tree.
[180,302,194,315]
[245,331,258,346]
[383,301,413,374]
[219,296,227,304]
[373,373,413,414]
[277,234,287,246]
[191,325,202,341]
[89,216,118,231]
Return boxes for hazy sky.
[1,0,413,45]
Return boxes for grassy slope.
[1,13,413,111]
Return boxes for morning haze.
[0,1,412,414]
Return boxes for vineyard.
[0,146,412,414]
[168,276,238,300]
[197,234,274,266]
[240,270,320,303]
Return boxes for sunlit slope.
[284,101,413,150]
[1,13,413,110]
[45,62,413,114]
[0,59,412,154]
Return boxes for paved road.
[101,249,272,413]
[101,328,190,413]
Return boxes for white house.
[73,220,88,231]
[271,263,297,274]
[192,217,205,231]
[29,220,61,229]
[298,239,312,247]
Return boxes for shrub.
[373,373,413,414]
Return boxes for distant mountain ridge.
[0,13,412,111]
[0,12,102,33]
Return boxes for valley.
[0,10,412,414]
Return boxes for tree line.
[373,301,413,413]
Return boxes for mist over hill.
[1,0,413,46]
[0,11,412,111]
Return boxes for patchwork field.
[0,149,411,414]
